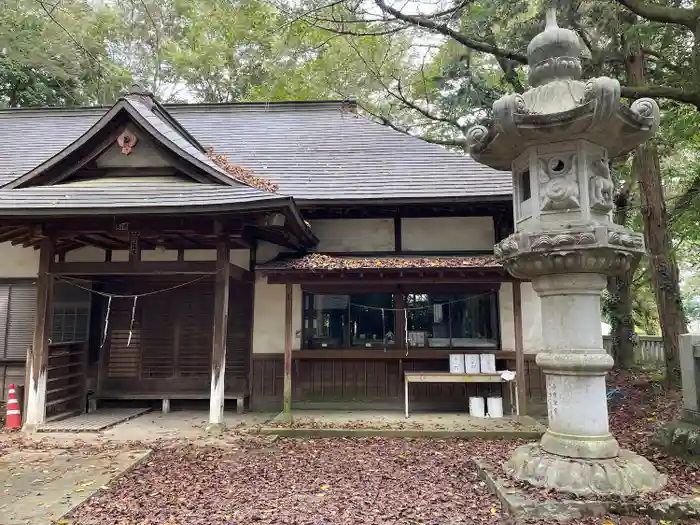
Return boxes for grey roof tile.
[0,101,512,201]
[0,179,283,215]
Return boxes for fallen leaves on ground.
[69,438,508,525]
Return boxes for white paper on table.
[500,370,516,381]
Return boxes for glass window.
[303,292,396,349]
[406,292,497,348]
[52,282,91,343]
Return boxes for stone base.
[474,458,700,522]
[651,420,700,459]
[505,443,667,497]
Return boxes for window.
[303,292,396,349]
[519,169,531,202]
[52,282,91,344]
[405,292,497,348]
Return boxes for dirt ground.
[0,372,696,525]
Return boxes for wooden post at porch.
[208,236,230,431]
[283,283,293,419]
[513,281,527,416]
[24,236,55,429]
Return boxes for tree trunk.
[626,49,686,388]
[607,182,637,370]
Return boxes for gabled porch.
[0,85,316,430]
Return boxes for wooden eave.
[0,208,316,254]
[263,265,512,285]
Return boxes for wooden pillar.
[24,236,55,429]
[283,283,293,417]
[513,280,527,416]
[208,237,230,429]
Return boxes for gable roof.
[4,94,261,190]
[0,100,512,203]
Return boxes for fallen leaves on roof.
[205,148,279,193]
[266,253,501,270]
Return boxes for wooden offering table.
[404,371,519,418]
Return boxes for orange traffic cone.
[5,383,21,429]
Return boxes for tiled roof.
[0,100,512,201]
[0,178,284,215]
[258,253,502,271]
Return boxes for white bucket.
[480,353,496,374]
[469,396,486,418]
[464,354,481,374]
[449,354,465,373]
[487,396,504,418]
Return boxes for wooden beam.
[40,128,124,186]
[128,231,141,263]
[283,283,293,419]
[0,227,27,243]
[228,262,253,282]
[24,236,55,428]
[51,261,217,275]
[266,274,512,285]
[513,281,527,416]
[394,217,402,251]
[208,236,230,429]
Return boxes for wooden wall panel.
[101,277,253,396]
[251,356,530,411]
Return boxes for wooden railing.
[45,341,88,421]
[602,335,664,365]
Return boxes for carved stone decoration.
[465,125,490,154]
[631,98,661,135]
[493,93,526,137]
[538,154,580,211]
[494,236,519,259]
[502,249,639,279]
[589,157,614,212]
[582,77,621,126]
[608,230,644,249]
[505,443,667,497]
[117,128,139,155]
[530,232,596,250]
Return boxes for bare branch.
[616,0,699,29]
[373,0,527,63]
[359,102,465,146]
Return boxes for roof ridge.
[0,99,356,116]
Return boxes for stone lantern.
[467,8,666,496]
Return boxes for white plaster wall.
[182,249,249,269]
[252,276,302,354]
[498,282,542,354]
[140,249,179,262]
[499,283,515,352]
[65,248,250,269]
[64,246,105,263]
[113,250,129,262]
[310,219,394,252]
[0,243,39,278]
[401,217,495,252]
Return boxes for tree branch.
[616,0,699,29]
[360,102,465,146]
[621,84,700,107]
[373,0,527,63]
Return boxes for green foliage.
[0,0,131,107]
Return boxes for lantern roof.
[466,8,660,171]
